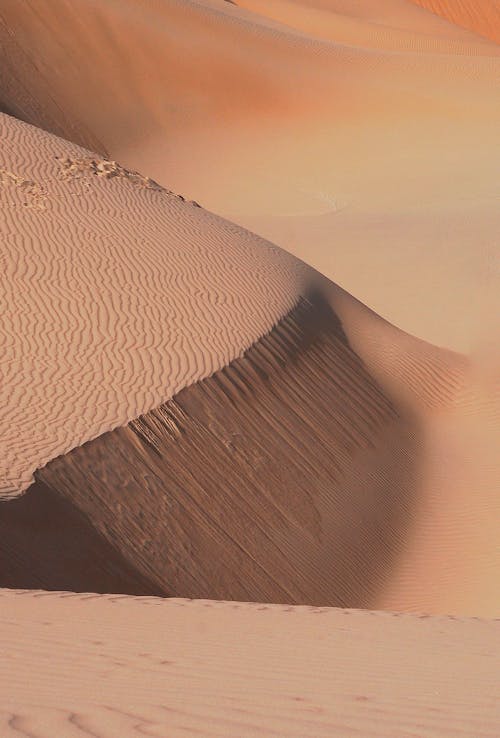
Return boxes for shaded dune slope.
[2,297,418,609]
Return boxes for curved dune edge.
[1,588,499,737]
[1,110,473,499]
[3,297,417,610]
[411,0,500,44]
[0,112,311,498]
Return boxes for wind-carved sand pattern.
[0,2,499,735]
[0,168,47,211]
[2,297,416,608]
[0,112,310,498]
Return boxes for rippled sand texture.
[0,113,309,496]
[1,590,499,738]
[0,0,498,350]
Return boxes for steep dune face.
[411,0,500,43]
[1,590,499,738]
[9,299,418,609]
[0,0,498,350]
[1,0,499,728]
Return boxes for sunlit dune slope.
[0,0,498,350]
[1,114,498,615]
[1,589,499,737]
[0,112,308,497]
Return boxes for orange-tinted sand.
[412,0,500,43]
[0,0,498,349]
[1,589,499,737]
[1,1,499,732]
[0,112,308,497]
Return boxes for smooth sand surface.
[1,589,499,737]
[0,0,498,350]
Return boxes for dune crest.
[1,111,498,615]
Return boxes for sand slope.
[1,589,499,737]
[0,0,498,350]
[1,2,499,732]
[412,0,500,43]
[3,298,417,609]
[0,112,309,497]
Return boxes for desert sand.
[0,0,498,350]
[1,589,499,737]
[412,0,500,43]
[0,0,499,734]
[1,111,498,616]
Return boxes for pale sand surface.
[0,0,498,350]
[1,589,499,737]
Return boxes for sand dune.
[0,0,498,350]
[1,2,499,731]
[1,113,498,615]
[1,589,499,737]
[238,0,498,50]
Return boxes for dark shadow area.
[0,480,163,595]
[4,296,420,607]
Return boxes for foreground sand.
[1,588,499,737]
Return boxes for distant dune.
[412,0,500,43]
[0,0,498,349]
